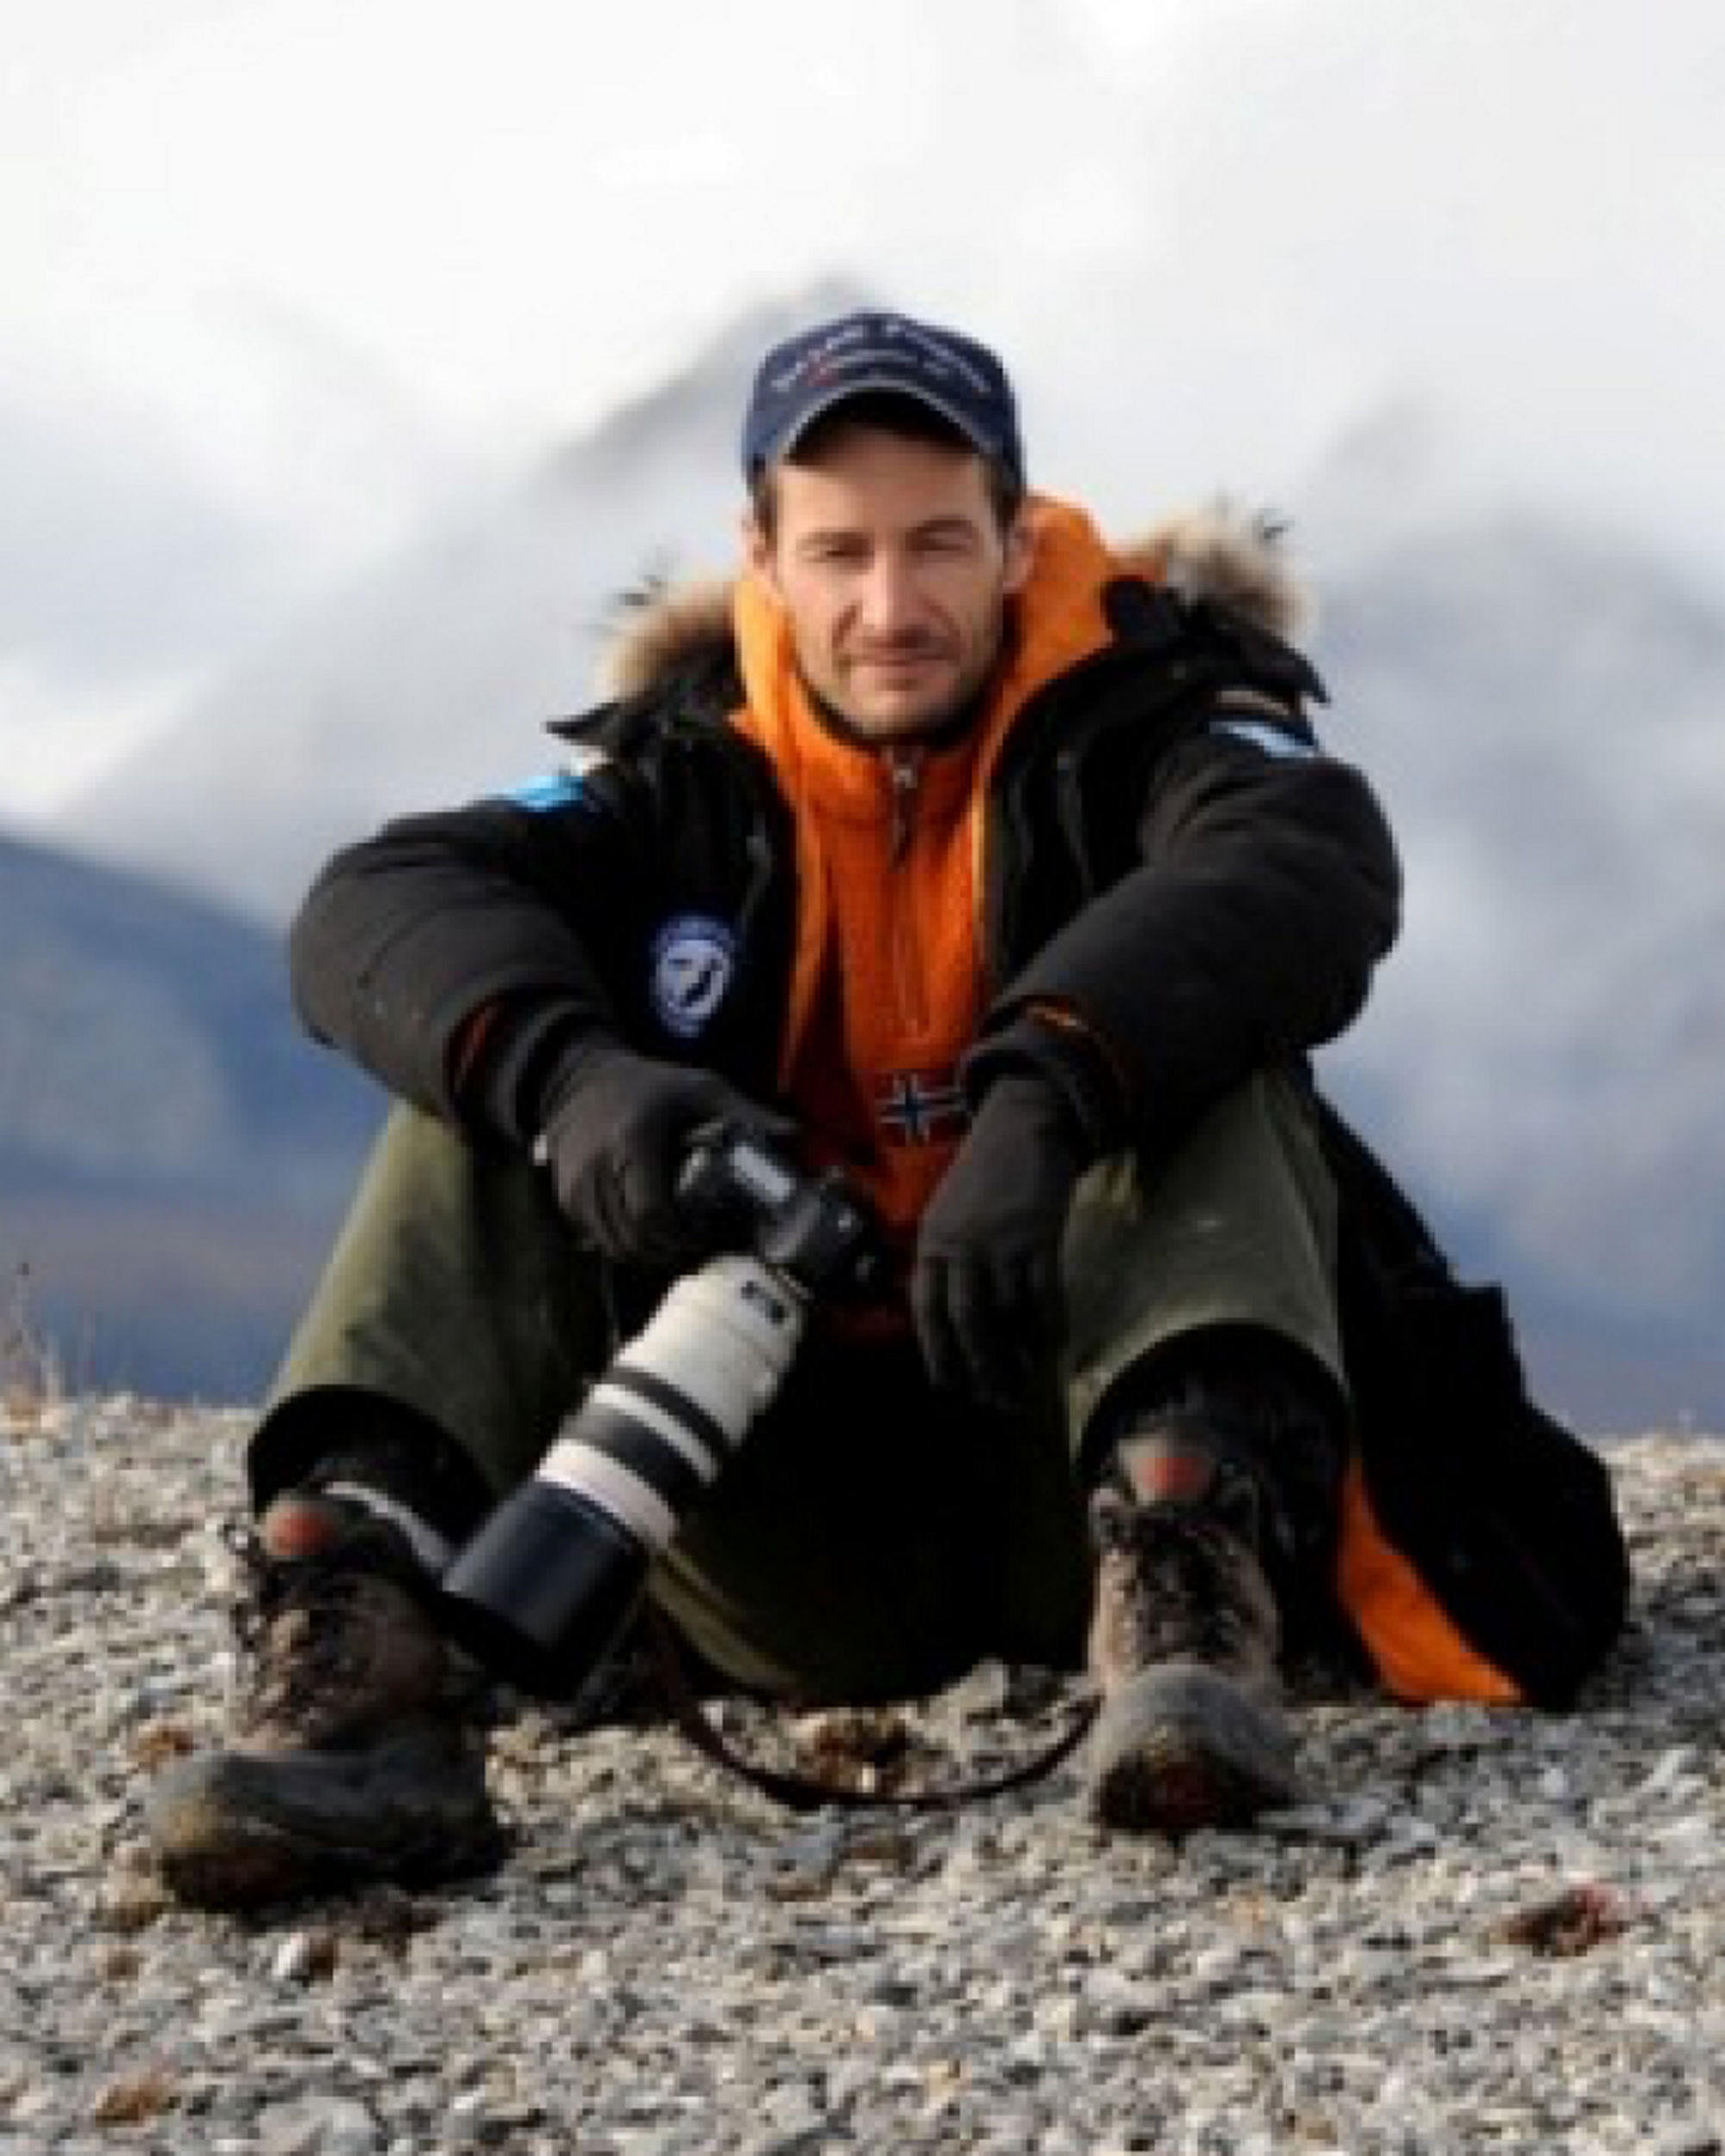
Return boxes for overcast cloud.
[3,0,1722,810]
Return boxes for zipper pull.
[889,750,922,862]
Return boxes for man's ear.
[742,510,780,598]
[1002,508,1037,594]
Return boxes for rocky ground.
[2,1397,1722,2155]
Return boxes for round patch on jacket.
[649,914,737,1039]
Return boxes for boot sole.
[1088,1664,1300,1834]
[145,1735,508,1910]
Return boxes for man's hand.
[912,1075,1090,1407]
[541,1044,791,1269]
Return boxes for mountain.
[0,830,380,1401]
[1314,517,1725,1428]
[60,285,866,924]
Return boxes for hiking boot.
[145,1492,506,1908]
[1085,1429,1301,1833]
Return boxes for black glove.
[539,1040,792,1269]
[912,1075,1091,1407]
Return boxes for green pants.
[257,1073,1343,1702]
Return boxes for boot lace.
[223,1517,414,1738]
[1096,1497,1267,1670]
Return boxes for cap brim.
[760,374,1002,471]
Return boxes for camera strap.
[646,1607,1098,1814]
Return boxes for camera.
[438,1125,878,1695]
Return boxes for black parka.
[286,524,1628,1710]
[290,568,1401,1154]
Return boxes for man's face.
[744,423,1034,744]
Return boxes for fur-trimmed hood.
[601,502,1309,703]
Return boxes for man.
[146,310,1621,1910]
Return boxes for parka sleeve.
[289,780,639,1122]
[970,724,1402,1144]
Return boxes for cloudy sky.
[4,0,1721,812]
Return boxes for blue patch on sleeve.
[504,772,586,812]
[1210,717,1320,761]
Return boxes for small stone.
[1650,2128,1723,2156]
[95,1846,174,1932]
[256,2096,383,2155]
[273,1929,340,1984]
[89,2065,177,2125]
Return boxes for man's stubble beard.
[794,611,1019,753]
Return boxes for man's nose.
[856,553,919,634]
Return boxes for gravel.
[3,1396,1722,2154]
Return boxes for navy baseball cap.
[742,310,1024,488]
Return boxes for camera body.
[439,1126,877,1695]
[676,1125,877,1300]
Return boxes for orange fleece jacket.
[726,496,1118,1252]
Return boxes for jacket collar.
[599,500,1308,706]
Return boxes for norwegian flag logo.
[873,1068,969,1146]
